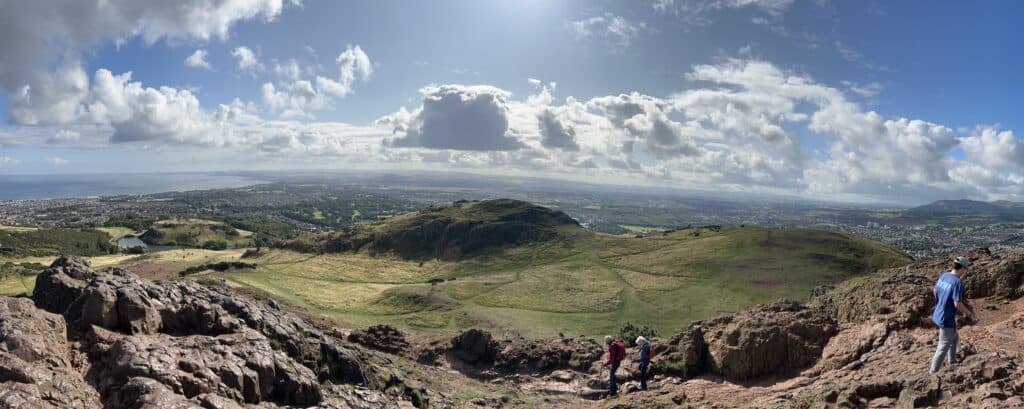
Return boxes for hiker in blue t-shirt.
[929,256,976,374]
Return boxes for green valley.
[1,199,911,337]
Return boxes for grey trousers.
[930,327,958,373]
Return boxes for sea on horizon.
[0,173,266,200]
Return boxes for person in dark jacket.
[602,335,627,396]
[635,336,651,391]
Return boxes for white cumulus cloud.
[317,45,373,97]
[184,49,212,70]
[232,46,263,72]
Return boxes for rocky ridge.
[2,256,445,408]
[587,248,1024,408]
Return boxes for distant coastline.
[0,173,267,200]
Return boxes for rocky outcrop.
[960,248,1024,298]
[450,329,499,365]
[443,330,604,375]
[0,297,101,408]
[493,336,604,373]
[652,325,705,377]
[348,324,410,355]
[812,248,1024,328]
[700,299,838,381]
[646,300,837,382]
[84,326,321,405]
[7,256,442,409]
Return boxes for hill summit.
[907,199,1024,215]
[284,199,579,260]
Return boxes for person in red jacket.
[602,335,627,396]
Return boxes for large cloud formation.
[1,0,1023,204]
[1,0,290,140]
[384,85,523,151]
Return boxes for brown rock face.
[493,336,604,372]
[5,256,439,409]
[85,326,321,405]
[348,324,411,354]
[700,299,838,381]
[652,326,705,377]
[0,297,101,408]
[450,329,499,365]
[813,248,1024,329]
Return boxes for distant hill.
[139,218,254,249]
[907,199,1024,215]
[262,199,914,336]
[283,199,580,260]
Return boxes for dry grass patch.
[0,225,38,232]
[0,274,34,296]
[616,269,682,291]
[608,234,732,276]
[476,262,623,313]
[255,250,452,283]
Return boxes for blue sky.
[0,0,1022,204]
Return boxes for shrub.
[201,240,228,250]
[617,322,658,347]
[179,261,256,277]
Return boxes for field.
[94,226,139,242]
[220,226,910,337]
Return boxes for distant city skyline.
[0,0,1021,205]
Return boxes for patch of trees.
[0,228,119,257]
[124,246,147,254]
[201,240,228,250]
[178,261,256,277]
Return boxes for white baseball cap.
[954,256,971,268]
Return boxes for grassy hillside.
[284,199,578,260]
[0,200,911,337]
[139,218,254,249]
[228,223,910,337]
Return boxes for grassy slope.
[225,226,910,337]
[0,249,248,297]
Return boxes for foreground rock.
[812,248,1024,328]
[0,297,101,408]
[11,256,447,408]
[592,248,1024,409]
[651,299,837,381]
[701,299,837,380]
[445,329,604,375]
